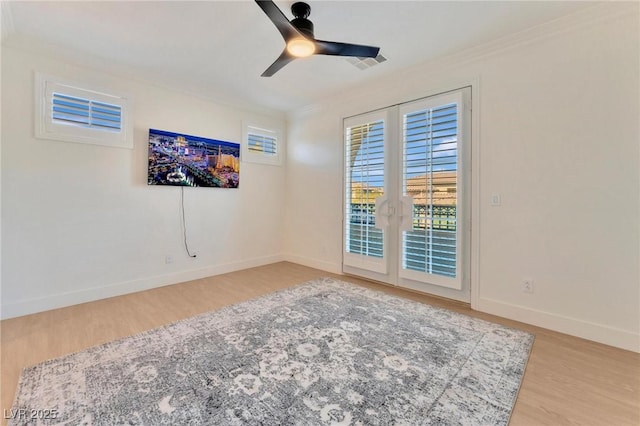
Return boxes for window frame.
[35,73,133,149]
[342,87,471,296]
[241,122,282,166]
[343,109,392,275]
[398,90,467,290]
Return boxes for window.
[248,131,277,155]
[35,73,133,149]
[242,123,282,165]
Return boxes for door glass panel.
[345,120,385,258]
[402,103,458,277]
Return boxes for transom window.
[242,123,282,165]
[35,73,132,149]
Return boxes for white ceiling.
[2,1,598,113]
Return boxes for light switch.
[491,193,501,206]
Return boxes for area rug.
[10,277,534,425]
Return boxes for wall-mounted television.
[147,129,240,188]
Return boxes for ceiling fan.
[255,0,381,77]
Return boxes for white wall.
[1,46,286,318]
[284,4,640,351]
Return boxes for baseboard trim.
[476,296,640,353]
[283,254,342,275]
[0,254,286,320]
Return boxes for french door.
[343,88,471,301]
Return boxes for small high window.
[35,73,133,149]
[242,123,282,166]
[248,131,277,155]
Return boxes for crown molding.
[443,1,638,67]
[290,2,638,117]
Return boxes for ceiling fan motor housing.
[291,2,314,38]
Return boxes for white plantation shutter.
[343,110,390,274]
[400,91,465,289]
[52,93,122,131]
[35,73,132,149]
[242,124,282,165]
[247,130,277,155]
[345,120,385,257]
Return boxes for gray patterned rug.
[10,277,534,425]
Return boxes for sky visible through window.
[351,103,458,191]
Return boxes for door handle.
[398,196,414,232]
[374,196,390,229]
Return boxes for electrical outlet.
[165,255,174,264]
[522,278,534,293]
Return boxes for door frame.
[341,81,480,305]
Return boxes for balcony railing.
[348,203,456,231]
[347,203,457,276]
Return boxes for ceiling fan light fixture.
[286,37,315,57]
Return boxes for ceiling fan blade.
[255,0,303,41]
[262,50,296,77]
[314,39,380,58]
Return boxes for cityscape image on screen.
[148,129,240,188]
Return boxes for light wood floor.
[1,262,639,425]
